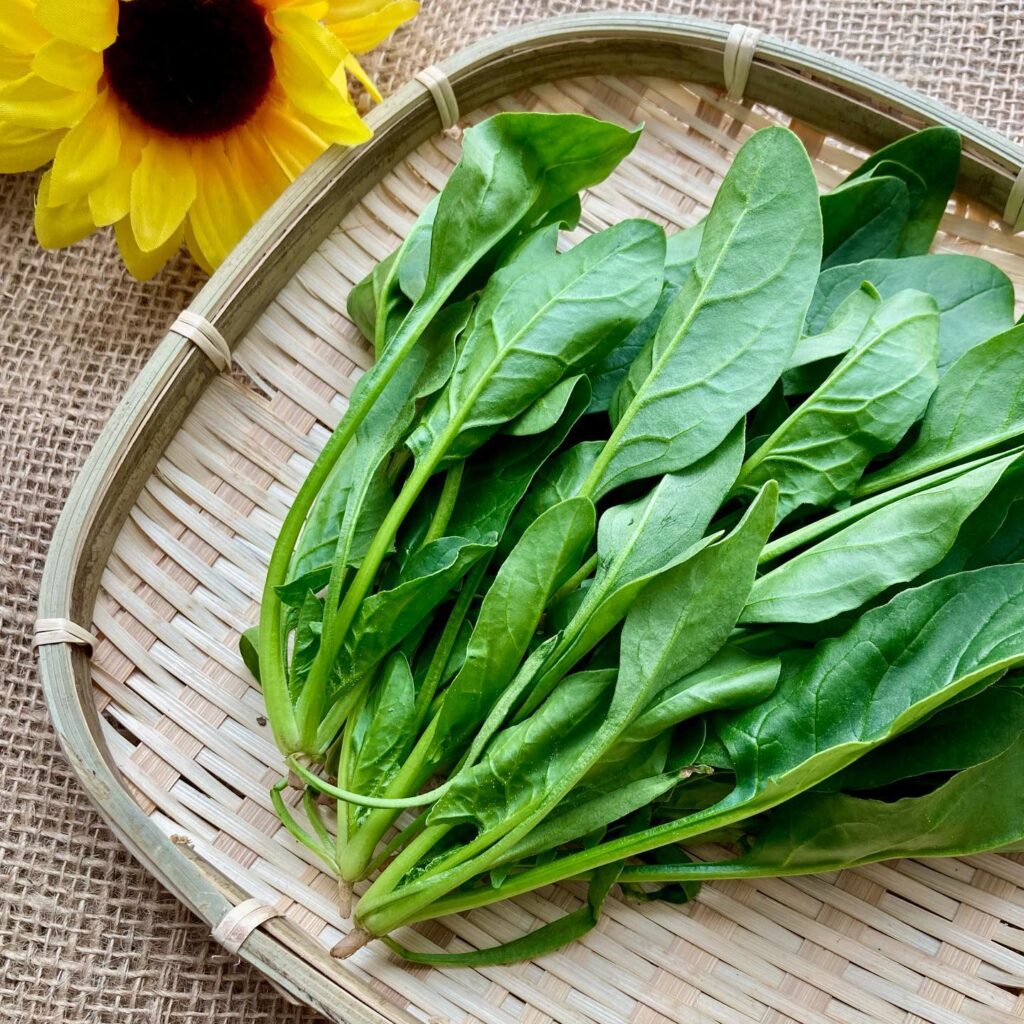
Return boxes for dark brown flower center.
[104,0,274,139]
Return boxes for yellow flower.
[0,0,417,278]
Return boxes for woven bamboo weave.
[81,70,1024,1024]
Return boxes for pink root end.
[331,928,372,959]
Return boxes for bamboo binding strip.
[32,617,99,655]
[171,311,233,372]
[38,16,1024,1024]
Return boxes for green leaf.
[823,682,1024,792]
[721,565,1024,815]
[428,496,597,764]
[743,452,1022,624]
[781,282,880,395]
[349,653,417,823]
[925,457,1024,577]
[588,648,779,788]
[239,626,260,683]
[496,772,684,868]
[384,862,622,966]
[842,126,960,256]
[585,224,706,415]
[620,731,1024,887]
[526,426,745,709]
[445,378,592,548]
[288,591,325,701]
[488,565,1024,898]
[820,174,910,269]
[627,647,781,744]
[805,254,1014,370]
[336,537,491,692]
[857,324,1024,495]
[734,289,939,522]
[612,483,777,717]
[505,374,589,437]
[592,127,823,497]
[428,668,619,831]
[408,219,665,465]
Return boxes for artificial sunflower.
[0,0,418,278]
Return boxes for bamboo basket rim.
[36,13,1024,1020]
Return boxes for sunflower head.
[0,0,418,278]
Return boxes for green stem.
[270,780,338,872]
[335,677,371,853]
[257,296,457,757]
[548,551,597,607]
[854,432,1024,499]
[288,755,451,810]
[336,718,439,882]
[422,463,464,547]
[758,444,1024,565]
[314,671,374,756]
[412,558,489,730]
[297,451,445,750]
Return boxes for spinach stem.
[257,295,457,757]
[759,445,1022,564]
[422,463,464,547]
[412,557,490,731]
[548,551,597,607]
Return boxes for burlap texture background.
[1,2,1021,1020]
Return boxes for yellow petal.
[35,169,96,248]
[0,0,51,53]
[116,216,182,280]
[258,96,326,177]
[89,118,140,226]
[342,52,380,103]
[187,140,252,270]
[225,124,290,220]
[0,44,33,85]
[31,38,103,91]
[48,89,120,205]
[34,0,117,52]
[266,0,330,14]
[0,73,94,129]
[0,118,61,171]
[131,135,196,252]
[327,0,418,55]
[298,107,371,146]
[269,11,369,127]
[184,216,214,274]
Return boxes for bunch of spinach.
[243,112,1024,965]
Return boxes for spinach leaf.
[335,536,491,692]
[822,682,1024,792]
[857,324,1024,495]
[781,282,880,395]
[408,219,665,465]
[349,653,417,824]
[805,253,1014,369]
[820,174,910,269]
[505,374,589,437]
[445,376,592,547]
[525,425,745,711]
[925,457,1024,576]
[743,451,1021,623]
[842,125,960,256]
[588,127,822,497]
[585,224,706,414]
[733,289,939,522]
[621,731,1024,885]
[471,565,1024,900]
[428,496,597,765]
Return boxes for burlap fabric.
[1,2,1021,1020]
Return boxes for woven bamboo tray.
[37,14,1024,1024]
